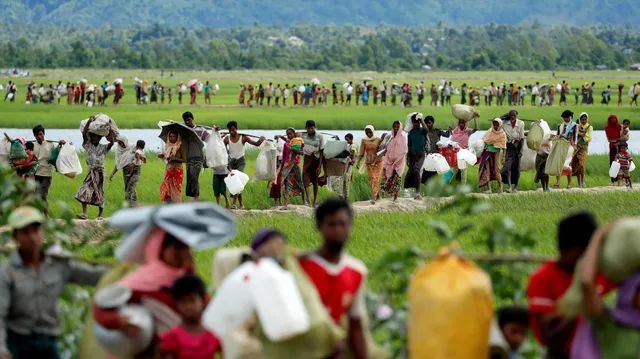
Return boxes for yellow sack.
[78,262,138,359]
[408,248,493,359]
[256,252,345,359]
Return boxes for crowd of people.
[3,106,633,222]
[6,78,640,108]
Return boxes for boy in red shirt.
[527,212,615,359]
[298,199,367,359]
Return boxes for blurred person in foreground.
[0,207,107,359]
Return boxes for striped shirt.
[616,151,632,170]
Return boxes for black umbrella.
[158,120,204,153]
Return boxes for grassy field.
[36,151,640,218]
[73,190,640,283]
[2,70,640,130]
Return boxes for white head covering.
[364,125,377,140]
[115,135,136,169]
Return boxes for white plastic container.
[225,170,250,195]
[631,162,636,172]
[610,161,621,178]
[203,261,257,336]
[457,149,477,170]
[250,258,310,342]
[56,144,83,178]
[424,154,450,175]
[225,175,244,195]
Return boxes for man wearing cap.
[553,110,578,190]
[501,109,525,193]
[0,207,108,359]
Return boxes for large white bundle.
[323,140,349,159]
[629,85,636,98]
[80,78,88,85]
[113,78,123,85]
[298,85,305,93]
[56,144,83,178]
[404,112,423,132]
[38,87,46,96]
[424,153,450,174]
[520,145,537,172]
[180,85,187,94]
[253,141,278,182]
[57,85,68,96]
[106,85,116,95]
[197,82,204,93]
[205,131,229,169]
[0,85,3,91]
[451,104,476,121]
[80,114,120,139]
[215,84,220,91]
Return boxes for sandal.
[96,217,104,221]
[75,213,88,220]
[566,185,572,190]
[552,184,560,189]
[230,205,237,210]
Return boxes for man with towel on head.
[182,112,211,202]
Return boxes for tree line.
[0,23,638,71]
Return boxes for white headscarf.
[115,135,136,169]
[364,125,378,141]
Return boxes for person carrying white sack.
[109,135,147,207]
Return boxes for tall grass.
[74,190,640,285]
[43,151,638,218]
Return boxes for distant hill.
[2,0,639,27]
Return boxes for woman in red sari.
[159,131,186,203]
[605,114,621,184]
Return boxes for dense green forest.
[2,0,639,27]
[0,23,639,71]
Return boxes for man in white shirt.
[379,81,387,105]
[31,125,65,216]
[531,82,539,106]
[501,109,525,193]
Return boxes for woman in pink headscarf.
[93,228,199,358]
[381,120,407,202]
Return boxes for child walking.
[75,117,115,220]
[212,166,229,208]
[161,275,223,359]
[616,142,633,188]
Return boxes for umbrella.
[362,77,373,81]
[112,202,237,263]
[188,79,198,87]
[158,120,204,155]
[392,82,399,86]
[332,81,341,85]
